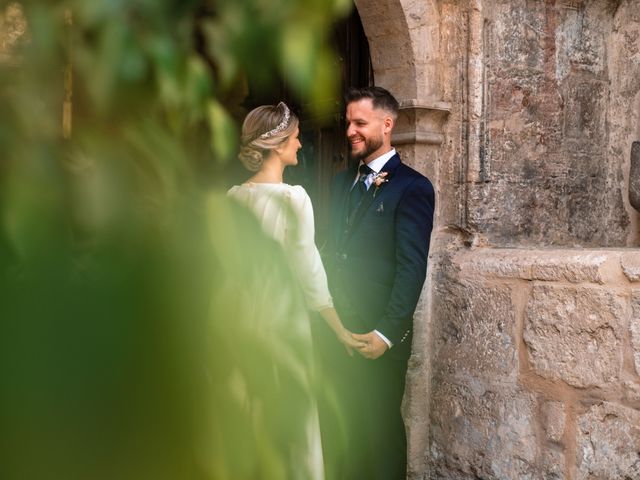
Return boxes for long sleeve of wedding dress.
[284,186,333,311]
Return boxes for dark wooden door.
[286,8,373,244]
[237,7,372,243]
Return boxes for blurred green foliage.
[0,1,350,478]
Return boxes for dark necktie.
[348,164,372,217]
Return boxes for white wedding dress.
[227,183,333,311]
[227,182,329,480]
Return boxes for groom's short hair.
[345,86,399,119]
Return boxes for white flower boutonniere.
[372,172,389,197]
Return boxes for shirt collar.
[361,148,396,174]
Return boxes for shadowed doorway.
[242,7,373,245]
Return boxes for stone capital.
[392,99,451,146]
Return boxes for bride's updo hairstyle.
[238,102,299,172]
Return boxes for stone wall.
[414,1,640,478]
[430,0,640,247]
[429,249,640,479]
[466,0,639,247]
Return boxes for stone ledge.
[392,130,445,145]
[397,99,452,111]
[632,292,640,375]
[457,248,632,284]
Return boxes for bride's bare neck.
[248,155,284,184]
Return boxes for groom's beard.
[349,135,384,161]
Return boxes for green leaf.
[207,100,238,164]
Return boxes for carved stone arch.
[353,0,442,102]
[353,0,450,179]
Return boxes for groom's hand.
[352,331,388,360]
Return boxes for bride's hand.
[336,327,366,356]
[317,307,366,357]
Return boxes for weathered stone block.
[576,402,640,480]
[433,279,518,381]
[467,166,629,247]
[459,249,533,280]
[531,252,610,284]
[556,5,606,80]
[490,2,546,72]
[539,447,565,480]
[563,79,607,146]
[374,67,416,102]
[631,291,640,375]
[429,380,561,479]
[460,248,615,283]
[466,0,632,247]
[368,33,414,70]
[630,141,640,212]
[524,285,625,388]
[622,380,640,406]
[541,400,566,443]
[622,252,640,282]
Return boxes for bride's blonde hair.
[238,102,299,172]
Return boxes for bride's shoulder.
[285,184,310,202]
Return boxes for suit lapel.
[348,154,401,232]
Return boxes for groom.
[318,86,434,479]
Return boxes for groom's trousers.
[311,314,408,480]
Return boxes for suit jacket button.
[340,253,348,261]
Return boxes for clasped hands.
[337,328,388,360]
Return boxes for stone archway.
[353,0,450,181]
[353,0,441,102]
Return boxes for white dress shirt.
[352,148,397,190]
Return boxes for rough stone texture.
[576,402,640,480]
[530,253,611,284]
[632,291,640,375]
[425,248,636,478]
[355,0,444,103]
[609,1,640,246]
[622,380,640,407]
[459,248,616,283]
[541,401,566,444]
[524,285,625,388]
[429,380,562,480]
[432,278,518,382]
[628,142,640,212]
[460,249,535,280]
[465,0,633,247]
[622,252,640,282]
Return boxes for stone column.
[391,99,450,480]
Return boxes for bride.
[227,102,363,479]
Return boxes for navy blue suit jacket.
[328,153,435,360]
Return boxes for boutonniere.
[372,172,389,197]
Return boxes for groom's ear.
[383,115,394,134]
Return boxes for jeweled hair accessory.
[259,102,291,139]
